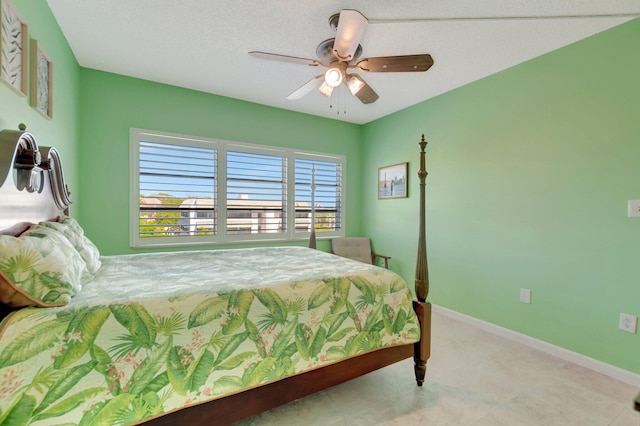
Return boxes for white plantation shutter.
[135,138,216,243]
[131,129,344,247]
[294,158,343,233]
[226,150,287,235]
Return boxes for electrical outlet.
[619,313,637,333]
[519,288,531,304]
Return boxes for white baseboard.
[432,304,640,388]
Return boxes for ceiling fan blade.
[249,51,321,67]
[345,74,379,104]
[333,10,368,62]
[286,75,324,100]
[355,54,434,72]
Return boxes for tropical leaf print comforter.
[0,247,419,425]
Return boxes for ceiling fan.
[249,9,434,104]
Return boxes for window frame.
[130,128,346,248]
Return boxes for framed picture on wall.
[378,162,408,199]
[0,0,28,96]
[30,39,53,118]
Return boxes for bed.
[0,125,431,425]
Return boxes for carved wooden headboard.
[0,124,71,233]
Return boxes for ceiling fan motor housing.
[317,39,363,64]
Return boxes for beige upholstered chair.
[330,237,391,269]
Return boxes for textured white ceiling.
[45,1,639,124]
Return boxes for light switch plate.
[628,200,640,217]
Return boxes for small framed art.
[378,162,408,199]
[30,39,53,118]
[0,0,28,95]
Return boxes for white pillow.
[39,217,102,277]
[58,217,101,275]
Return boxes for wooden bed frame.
[0,126,431,425]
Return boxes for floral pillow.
[39,217,101,276]
[0,225,85,307]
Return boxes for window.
[133,133,216,247]
[130,129,345,247]
[294,157,342,233]
[226,150,286,236]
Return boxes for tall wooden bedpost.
[413,134,431,386]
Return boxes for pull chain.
[343,86,347,115]
[328,86,348,116]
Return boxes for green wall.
[77,69,362,254]
[361,18,640,373]
[0,0,79,194]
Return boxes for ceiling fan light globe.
[333,10,368,62]
[318,81,334,97]
[346,75,365,95]
[324,68,343,87]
